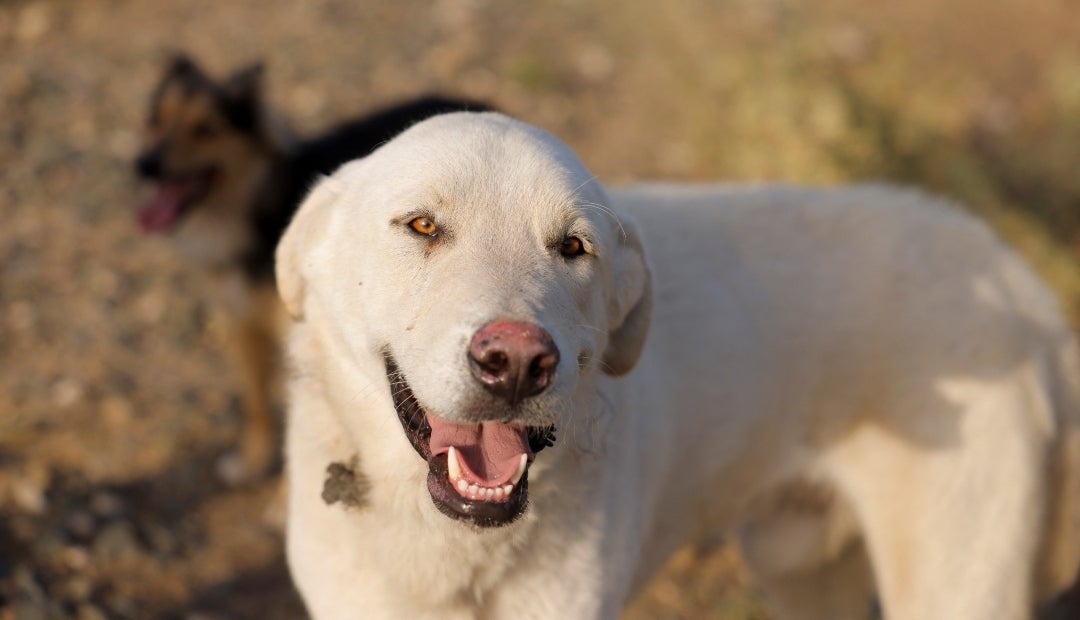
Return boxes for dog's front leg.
[221,289,281,481]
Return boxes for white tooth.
[493,487,504,500]
[468,484,479,497]
[510,454,528,486]
[456,479,468,492]
[503,484,513,495]
[485,488,495,500]
[447,446,461,481]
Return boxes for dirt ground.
[4,0,1080,618]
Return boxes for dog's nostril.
[529,353,557,378]
[481,351,509,375]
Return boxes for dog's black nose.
[135,151,162,179]
[469,320,560,406]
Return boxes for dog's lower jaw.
[426,452,531,528]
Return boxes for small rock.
[108,129,139,160]
[51,377,85,409]
[9,474,47,515]
[99,396,134,430]
[215,451,247,487]
[88,268,121,299]
[142,523,177,556]
[89,491,124,518]
[62,574,94,602]
[576,45,614,83]
[32,530,66,560]
[11,565,48,619]
[61,546,91,571]
[64,509,96,541]
[15,2,51,43]
[135,289,167,324]
[91,521,140,562]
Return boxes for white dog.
[276,112,1080,619]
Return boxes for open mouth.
[385,354,555,528]
[136,169,215,233]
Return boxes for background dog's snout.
[135,150,163,179]
[469,320,560,405]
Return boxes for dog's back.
[613,182,1080,616]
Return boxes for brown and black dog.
[134,54,489,481]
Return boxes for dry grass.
[3,0,1080,617]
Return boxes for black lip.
[426,452,530,528]
[383,354,555,528]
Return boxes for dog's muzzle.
[384,352,555,528]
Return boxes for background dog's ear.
[276,177,340,321]
[602,216,653,376]
[165,52,200,78]
[220,62,266,132]
[223,62,264,99]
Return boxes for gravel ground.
[3,1,1080,618]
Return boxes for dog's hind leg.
[739,481,876,620]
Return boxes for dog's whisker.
[578,200,628,240]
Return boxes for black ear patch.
[322,456,371,509]
[166,53,200,78]
[219,63,265,132]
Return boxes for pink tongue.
[427,415,531,485]
[137,183,189,233]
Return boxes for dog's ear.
[276,177,340,321]
[165,52,201,78]
[223,62,264,100]
[220,62,265,132]
[602,215,653,376]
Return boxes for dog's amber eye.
[409,217,438,237]
[560,236,586,258]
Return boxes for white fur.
[277,112,1080,620]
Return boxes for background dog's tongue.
[427,415,531,484]
[137,183,187,233]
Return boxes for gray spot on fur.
[322,456,370,509]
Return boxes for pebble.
[61,545,91,571]
[143,523,178,556]
[11,566,48,619]
[62,574,94,602]
[89,491,124,518]
[576,45,614,83]
[64,509,96,541]
[92,521,140,562]
[9,474,47,515]
[99,395,134,430]
[14,2,51,43]
[51,376,85,408]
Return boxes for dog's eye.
[409,217,438,237]
[560,236,586,258]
